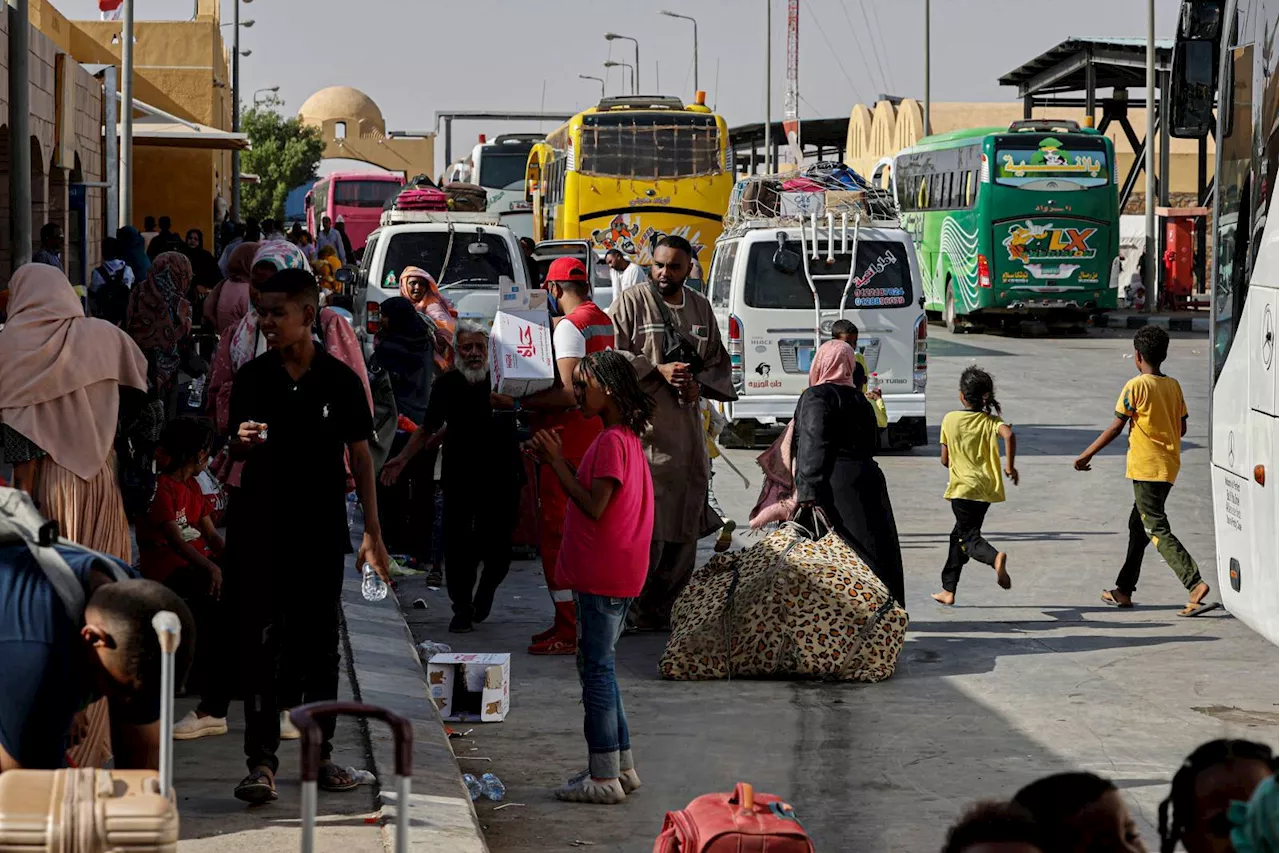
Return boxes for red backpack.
[653,783,815,853]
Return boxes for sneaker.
[528,636,576,655]
[172,710,227,740]
[530,625,558,644]
[280,710,301,740]
[449,615,474,634]
[555,773,626,804]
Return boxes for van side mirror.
[1169,39,1218,138]
[772,232,801,275]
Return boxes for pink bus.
[305,171,403,253]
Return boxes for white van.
[707,197,928,448]
[352,210,531,355]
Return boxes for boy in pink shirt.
[530,350,655,805]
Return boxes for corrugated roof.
[999,37,1175,95]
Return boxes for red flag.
[99,0,123,20]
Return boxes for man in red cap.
[519,257,615,654]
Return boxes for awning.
[109,90,250,151]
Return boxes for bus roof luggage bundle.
[724,165,899,236]
[658,513,908,682]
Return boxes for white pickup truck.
[352,209,532,355]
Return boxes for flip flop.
[318,762,359,793]
[1178,600,1221,618]
[234,769,278,804]
[1101,590,1134,609]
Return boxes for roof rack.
[379,210,501,227]
[722,170,899,238]
[595,95,687,111]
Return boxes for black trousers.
[235,541,345,775]
[163,563,234,718]
[376,435,436,563]
[940,498,999,593]
[444,484,519,619]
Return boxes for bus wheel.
[944,282,962,334]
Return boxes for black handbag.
[366,358,399,474]
[646,283,705,374]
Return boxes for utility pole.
[764,0,772,173]
[9,0,31,268]
[231,0,241,223]
[1144,0,1156,311]
[120,0,134,227]
[923,0,930,135]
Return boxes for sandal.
[1101,589,1134,609]
[319,761,358,793]
[1178,600,1220,618]
[234,768,277,804]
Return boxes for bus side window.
[917,176,929,210]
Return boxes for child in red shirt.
[137,418,223,592]
[531,350,655,805]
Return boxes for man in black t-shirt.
[227,268,390,804]
[381,322,522,633]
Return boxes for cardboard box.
[490,307,554,397]
[426,653,511,722]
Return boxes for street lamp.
[231,0,254,223]
[603,60,635,96]
[659,9,699,92]
[253,85,279,104]
[578,74,606,100]
[604,32,640,93]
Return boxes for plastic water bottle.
[869,372,881,393]
[361,563,389,602]
[187,375,205,410]
[462,773,483,802]
[346,493,359,527]
[479,772,506,802]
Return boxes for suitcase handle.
[731,782,755,812]
[290,701,414,781]
[291,702,414,853]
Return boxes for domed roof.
[298,86,385,130]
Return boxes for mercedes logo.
[1228,430,1236,468]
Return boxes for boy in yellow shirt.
[1075,326,1214,616]
[831,320,889,428]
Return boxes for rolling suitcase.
[291,702,413,853]
[653,782,815,852]
[0,611,184,852]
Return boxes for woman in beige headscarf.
[0,263,149,561]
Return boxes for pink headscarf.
[749,340,858,529]
[0,264,149,480]
[399,265,456,371]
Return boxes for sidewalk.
[171,570,489,852]
[1101,309,1209,332]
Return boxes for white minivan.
[706,217,928,448]
[353,210,531,355]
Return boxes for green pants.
[1115,480,1203,594]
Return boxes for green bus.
[893,120,1121,331]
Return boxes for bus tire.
[944,280,962,334]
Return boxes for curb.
[341,576,489,853]
[1103,313,1210,333]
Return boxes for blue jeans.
[575,592,632,779]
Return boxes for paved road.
[396,328,1278,852]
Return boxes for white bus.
[470,134,540,241]
[1170,0,1278,644]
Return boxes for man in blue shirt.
[0,555,194,772]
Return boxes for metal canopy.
[729,118,850,174]
[998,37,1174,98]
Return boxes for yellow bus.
[525,93,734,266]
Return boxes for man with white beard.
[381,322,523,632]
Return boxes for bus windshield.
[579,113,721,179]
[333,179,402,208]
[382,232,515,288]
[994,135,1110,190]
[478,151,532,190]
[744,240,913,310]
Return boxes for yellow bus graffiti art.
[525,93,734,266]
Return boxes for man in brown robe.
[610,235,737,630]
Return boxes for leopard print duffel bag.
[659,517,908,682]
